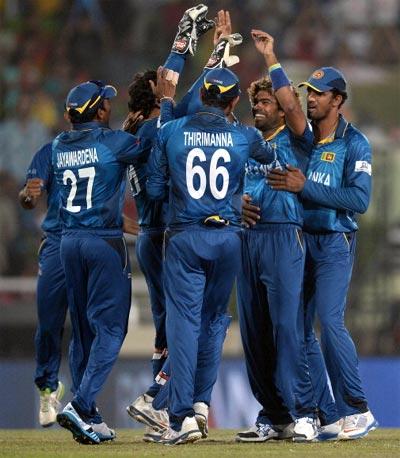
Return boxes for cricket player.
[123,4,215,442]
[268,66,377,440]
[19,145,67,427]
[53,80,151,445]
[146,67,275,445]
[235,30,320,443]
[125,8,242,442]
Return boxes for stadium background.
[0,0,399,429]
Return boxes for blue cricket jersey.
[147,106,274,228]
[26,142,61,235]
[127,118,168,229]
[302,115,372,232]
[52,121,150,233]
[244,124,313,226]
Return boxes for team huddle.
[18,4,377,446]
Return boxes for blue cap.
[299,67,347,93]
[203,68,240,99]
[65,80,117,115]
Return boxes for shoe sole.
[40,421,56,428]
[338,421,379,440]
[164,430,202,446]
[293,434,318,443]
[235,434,278,443]
[143,433,162,443]
[126,405,167,433]
[57,412,100,445]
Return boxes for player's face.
[252,90,284,133]
[99,99,112,124]
[306,88,336,121]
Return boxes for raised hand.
[213,10,232,45]
[122,110,144,134]
[251,29,275,57]
[152,66,178,101]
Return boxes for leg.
[262,227,316,420]
[35,237,68,391]
[311,233,367,417]
[303,236,340,425]
[136,230,167,380]
[73,235,131,418]
[163,231,205,430]
[236,230,291,426]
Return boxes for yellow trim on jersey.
[265,124,286,141]
[318,137,335,145]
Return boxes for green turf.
[0,429,398,458]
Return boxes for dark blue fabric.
[163,228,240,429]
[237,225,317,421]
[304,231,368,418]
[34,235,68,391]
[26,143,62,235]
[60,231,131,418]
[135,229,166,350]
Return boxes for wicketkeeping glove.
[171,4,215,55]
[205,33,243,69]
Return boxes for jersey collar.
[314,114,349,144]
[264,124,286,141]
[72,121,109,131]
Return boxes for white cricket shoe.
[57,402,100,444]
[276,422,295,440]
[39,381,64,427]
[143,426,163,443]
[236,423,280,442]
[193,402,209,438]
[126,393,169,432]
[317,419,343,441]
[160,416,202,446]
[292,417,318,442]
[90,422,116,442]
[338,410,378,440]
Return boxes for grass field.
[0,429,399,458]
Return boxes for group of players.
[18,4,377,446]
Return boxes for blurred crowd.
[0,0,399,275]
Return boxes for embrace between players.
[19,4,376,446]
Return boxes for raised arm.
[251,29,307,137]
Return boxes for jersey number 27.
[63,166,95,213]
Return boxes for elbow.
[354,195,370,214]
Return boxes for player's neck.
[148,107,160,119]
[313,113,339,143]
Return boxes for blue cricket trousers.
[237,224,316,422]
[60,230,131,419]
[304,231,368,420]
[164,227,238,430]
[35,233,68,392]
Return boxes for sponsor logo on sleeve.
[354,161,372,175]
[321,152,335,162]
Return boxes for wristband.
[159,97,175,103]
[269,63,290,91]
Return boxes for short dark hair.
[331,88,348,108]
[68,99,105,123]
[127,70,157,119]
[200,86,235,109]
